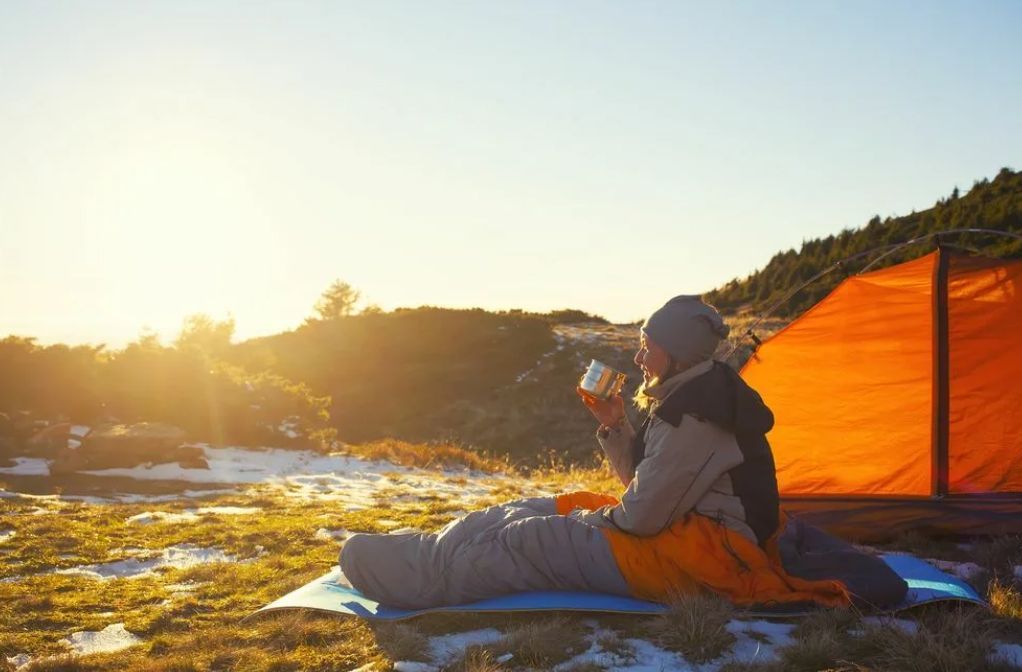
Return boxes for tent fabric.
[946,254,1022,494]
[740,249,1022,537]
[781,497,1022,539]
[742,253,935,497]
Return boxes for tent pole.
[932,240,951,498]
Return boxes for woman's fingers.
[577,387,621,424]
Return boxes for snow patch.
[927,559,984,581]
[427,628,504,665]
[77,445,499,509]
[62,623,142,655]
[127,511,200,524]
[315,528,351,541]
[69,425,91,438]
[278,419,301,439]
[393,662,435,672]
[56,545,236,580]
[0,457,50,476]
[126,506,260,524]
[991,641,1022,668]
[725,619,796,664]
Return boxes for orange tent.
[741,248,1022,539]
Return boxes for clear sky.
[2,1,1020,348]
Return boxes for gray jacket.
[573,359,760,543]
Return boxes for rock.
[26,422,73,457]
[50,422,197,474]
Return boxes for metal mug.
[579,359,627,400]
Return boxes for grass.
[491,616,587,668]
[3,439,1022,672]
[342,438,512,474]
[642,591,736,663]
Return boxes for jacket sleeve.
[576,413,745,537]
[596,418,637,487]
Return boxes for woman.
[340,296,898,609]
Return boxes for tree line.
[704,167,1022,318]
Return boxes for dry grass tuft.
[771,605,1019,672]
[864,606,1003,672]
[344,439,511,474]
[975,535,1022,579]
[445,645,506,672]
[530,457,621,496]
[593,629,633,659]
[16,655,86,672]
[774,609,865,671]
[250,611,346,650]
[643,591,736,663]
[493,616,585,668]
[371,623,430,662]
[134,659,203,672]
[989,578,1022,620]
[883,529,959,559]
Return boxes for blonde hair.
[631,356,688,411]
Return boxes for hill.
[227,309,636,467]
[705,167,1022,318]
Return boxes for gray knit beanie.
[641,295,730,368]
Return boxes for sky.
[2,1,1021,348]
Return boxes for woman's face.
[634,331,670,384]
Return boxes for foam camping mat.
[252,554,985,621]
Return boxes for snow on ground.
[391,629,507,672]
[69,445,504,509]
[113,489,240,504]
[63,623,143,655]
[80,446,364,484]
[549,619,797,672]
[54,545,237,580]
[428,628,505,665]
[554,624,686,671]
[125,506,261,525]
[2,444,507,510]
[0,457,50,476]
[725,619,796,665]
[6,624,143,671]
[0,486,239,506]
[992,642,1022,668]
[927,559,984,581]
[314,528,351,541]
[392,663,435,672]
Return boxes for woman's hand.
[576,387,625,428]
